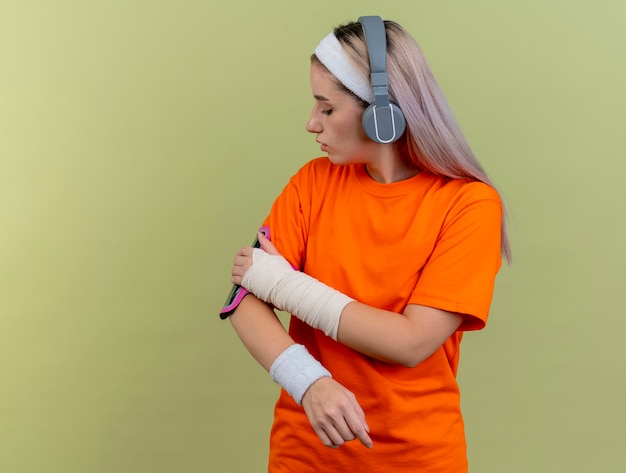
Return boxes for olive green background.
[1,1,624,472]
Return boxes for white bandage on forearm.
[241,249,354,340]
[270,344,331,405]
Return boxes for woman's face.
[306,63,377,165]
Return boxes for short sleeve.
[409,183,503,330]
[261,164,313,271]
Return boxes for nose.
[305,110,322,134]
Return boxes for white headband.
[314,33,374,104]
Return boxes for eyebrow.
[313,94,330,102]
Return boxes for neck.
[364,151,420,184]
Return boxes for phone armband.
[219,226,270,319]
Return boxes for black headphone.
[358,16,406,144]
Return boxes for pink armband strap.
[219,226,270,319]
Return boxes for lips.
[317,141,328,152]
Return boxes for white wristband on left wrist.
[269,344,331,405]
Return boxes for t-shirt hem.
[408,295,488,331]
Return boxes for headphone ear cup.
[361,104,378,142]
[362,102,406,144]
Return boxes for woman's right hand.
[301,377,373,449]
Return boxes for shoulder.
[415,175,503,233]
[443,181,503,234]
[294,156,341,177]
[422,174,502,209]
[289,157,352,189]
[451,180,502,211]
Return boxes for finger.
[344,412,373,448]
[258,232,280,255]
[320,410,359,447]
[231,267,246,284]
[342,395,372,448]
[233,254,251,267]
[314,426,340,449]
[230,264,242,283]
[308,417,340,449]
[330,419,356,444]
[310,411,349,447]
[231,259,249,284]
[323,424,347,448]
[236,246,253,257]
[329,411,370,448]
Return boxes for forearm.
[228,294,294,371]
[336,303,411,365]
[337,302,463,368]
[229,294,333,405]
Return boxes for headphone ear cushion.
[362,103,406,143]
[361,105,378,141]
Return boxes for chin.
[327,154,354,166]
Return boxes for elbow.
[400,360,419,369]
[399,356,424,369]
[396,341,437,368]
[396,350,428,369]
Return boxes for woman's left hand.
[231,232,280,286]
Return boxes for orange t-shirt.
[262,157,502,473]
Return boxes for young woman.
[227,16,510,473]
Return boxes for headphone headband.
[358,16,389,100]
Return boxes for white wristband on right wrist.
[269,344,331,405]
[242,249,355,340]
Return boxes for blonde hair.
[315,20,512,263]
